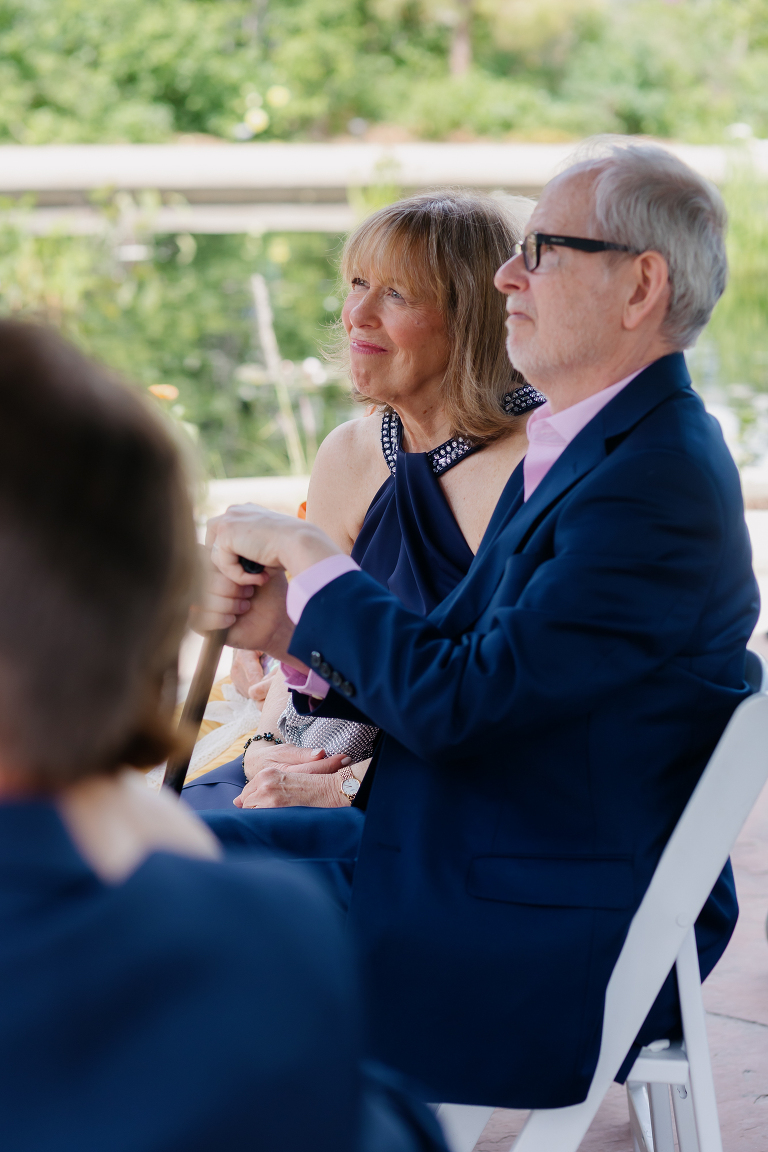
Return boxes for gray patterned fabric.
[277,696,379,764]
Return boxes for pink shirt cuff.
[286,554,361,624]
[282,554,361,699]
[280,663,331,700]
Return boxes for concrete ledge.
[200,475,310,521]
[742,467,768,509]
[203,471,768,514]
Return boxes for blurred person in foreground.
[183,190,544,812]
[197,140,759,1109]
[0,322,445,1152]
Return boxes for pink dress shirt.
[283,368,645,697]
[523,369,643,501]
[282,554,360,699]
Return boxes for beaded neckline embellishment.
[502,384,547,416]
[380,384,546,477]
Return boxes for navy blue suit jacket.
[289,354,760,1108]
[0,800,446,1152]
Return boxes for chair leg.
[675,929,723,1152]
[648,1083,675,1152]
[672,1081,701,1152]
[627,1082,654,1152]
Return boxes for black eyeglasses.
[514,231,636,272]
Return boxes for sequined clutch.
[277,697,379,764]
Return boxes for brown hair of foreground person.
[0,322,197,788]
[339,189,533,444]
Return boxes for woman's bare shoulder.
[320,409,382,456]
[312,411,386,484]
[439,418,530,554]
[306,412,389,550]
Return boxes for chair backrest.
[510,691,768,1150]
[571,691,768,1117]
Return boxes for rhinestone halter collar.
[380,384,545,477]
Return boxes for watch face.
[342,777,360,797]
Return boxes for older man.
[200,141,759,1109]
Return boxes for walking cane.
[163,557,265,795]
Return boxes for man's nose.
[494,252,527,294]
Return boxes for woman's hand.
[230,650,276,702]
[235,745,352,809]
[242,740,330,782]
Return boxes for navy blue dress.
[184,388,543,813]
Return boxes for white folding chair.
[744,648,768,693]
[435,687,768,1152]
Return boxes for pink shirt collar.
[523,367,646,501]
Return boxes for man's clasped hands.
[194,504,355,808]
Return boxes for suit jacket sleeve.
[288,448,737,765]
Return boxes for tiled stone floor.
[471,781,768,1150]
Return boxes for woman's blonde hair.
[338,189,535,443]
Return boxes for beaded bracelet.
[242,732,284,772]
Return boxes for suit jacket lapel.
[431,353,693,636]
[429,465,523,632]
[433,426,607,635]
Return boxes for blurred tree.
[1,0,768,144]
[0,0,265,142]
[695,164,768,462]
[0,0,767,471]
[476,0,605,79]
[0,202,352,477]
[560,0,768,140]
[450,0,473,76]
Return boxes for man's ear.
[623,250,670,332]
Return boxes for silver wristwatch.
[339,764,360,802]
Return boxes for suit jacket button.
[310,651,322,669]
[331,670,343,688]
[341,680,355,697]
[319,661,332,678]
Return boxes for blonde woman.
[183,190,544,812]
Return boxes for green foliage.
[3,0,768,144]
[693,163,768,461]
[2,0,768,471]
[0,0,265,142]
[559,1,768,140]
[708,168,768,392]
[0,205,353,477]
[379,72,574,141]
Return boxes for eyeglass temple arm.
[538,234,634,254]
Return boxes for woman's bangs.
[342,218,439,304]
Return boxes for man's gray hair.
[563,138,727,349]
